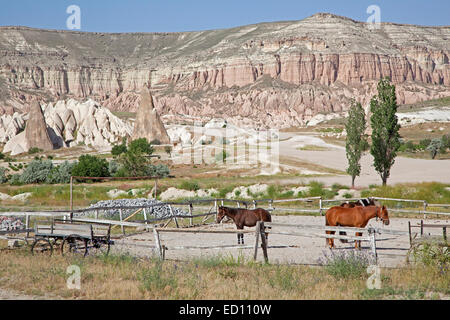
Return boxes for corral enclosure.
[2,196,448,268]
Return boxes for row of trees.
[345,78,401,187]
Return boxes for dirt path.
[279,132,450,187]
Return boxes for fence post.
[253,200,256,209]
[95,209,99,220]
[25,214,30,238]
[423,201,427,219]
[259,222,269,263]
[319,197,323,216]
[153,228,163,260]
[119,209,125,235]
[143,208,148,226]
[169,205,179,228]
[369,228,378,264]
[254,221,261,261]
[214,200,218,221]
[70,176,73,221]
[189,203,193,227]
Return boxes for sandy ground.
[111,215,449,268]
[278,132,450,187]
[0,288,47,300]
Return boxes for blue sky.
[0,0,449,32]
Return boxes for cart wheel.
[31,238,53,256]
[87,239,110,256]
[61,234,88,257]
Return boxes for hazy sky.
[1,0,449,32]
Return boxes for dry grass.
[0,246,447,300]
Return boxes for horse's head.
[216,206,227,223]
[377,205,390,225]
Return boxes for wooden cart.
[31,220,112,257]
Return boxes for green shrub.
[46,161,76,184]
[410,241,449,272]
[28,147,43,155]
[72,155,110,179]
[9,174,23,186]
[20,159,54,184]
[318,250,373,279]
[139,261,178,292]
[308,181,336,199]
[179,180,200,191]
[0,167,8,183]
[147,164,170,178]
[111,144,127,157]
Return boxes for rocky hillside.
[0,13,449,128]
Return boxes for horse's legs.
[237,226,243,245]
[326,231,335,248]
[355,232,362,249]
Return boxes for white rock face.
[159,187,218,201]
[226,184,269,199]
[204,118,227,129]
[107,189,128,199]
[43,99,133,150]
[0,112,26,143]
[0,99,133,154]
[167,126,193,145]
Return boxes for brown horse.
[325,205,389,249]
[338,198,377,242]
[216,206,272,244]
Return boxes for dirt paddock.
[112,215,449,268]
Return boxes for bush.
[20,159,54,184]
[318,250,374,279]
[72,155,110,178]
[9,174,23,186]
[108,160,120,176]
[128,138,154,155]
[28,147,43,155]
[46,161,76,184]
[0,167,8,183]
[147,164,170,178]
[308,181,336,199]
[179,180,200,191]
[410,241,449,272]
[111,144,127,157]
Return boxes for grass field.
[0,246,447,300]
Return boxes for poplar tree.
[345,99,367,188]
[370,78,401,186]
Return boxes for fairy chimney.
[132,87,171,144]
[25,101,54,151]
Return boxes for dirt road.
[279,133,450,187]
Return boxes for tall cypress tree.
[345,99,367,188]
[370,78,401,186]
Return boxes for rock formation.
[2,99,133,154]
[4,101,54,155]
[0,13,449,128]
[132,87,170,144]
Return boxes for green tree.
[72,155,110,178]
[369,78,401,186]
[345,100,367,188]
[427,138,443,159]
[116,138,155,177]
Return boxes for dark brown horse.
[340,198,376,208]
[216,206,272,244]
[325,205,389,249]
